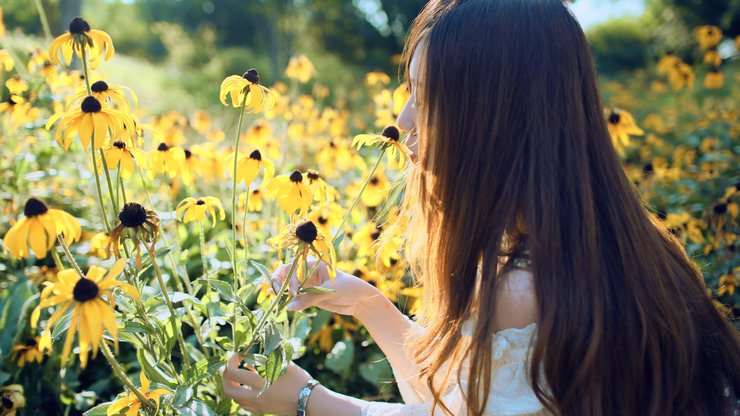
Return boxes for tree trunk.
[57,0,82,35]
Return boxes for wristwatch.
[296,379,321,416]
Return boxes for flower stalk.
[101,342,155,412]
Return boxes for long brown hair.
[400,1,740,415]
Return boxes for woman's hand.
[271,259,380,317]
[222,353,312,415]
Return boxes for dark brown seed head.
[381,125,400,141]
[295,221,318,243]
[81,96,102,113]
[24,197,49,217]
[157,143,169,151]
[608,109,621,125]
[243,68,260,84]
[73,278,100,302]
[91,80,109,92]
[68,17,90,35]
[119,202,147,228]
[307,170,320,181]
[249,150,262,161]
[113,141,126,149]
[289,170,303,183]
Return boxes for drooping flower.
[229,149,275,186]
[72,80,137,111]
[353,125,412,169]
[703,50,722,67]
[239,188,264,212]
[317,139,367,177]
[3,197,81,259]
[88,231,112,259]
[30,258,139,368]
[5,75,28,96]
[176,197,225,228]
[668,62,695,91]
[265,170,313,217]
[11,337,47,367]
[98,140,145,178]
[704,68,724,90]
[107,202,160,267]
[148,142,185,178]
[106,371,170,416]
[45,96,136,151]
[0,50,14,73]
[268,219,336,280]
[694,25,722,50]
[306,170,339,204]
[49,17,114,70]
[219,68,274,113]
[605,108,644,155]
[49,17,115,70]
[285,55,315,83]
[307,203,343,239]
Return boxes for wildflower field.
[0,5,738,416]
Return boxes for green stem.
[91,139,112,233]
[31,0,53,40]
[100,342,155,411]
[51,248,65,271]
[239,256,300,355]
[230,96,248,353]
[242,187,251,263]
[147,248,192,370]
[57,235,84,278]
[199,222,217,352]
[100,148,120,216]
[80,48,92,94]
[119,170,128,205]
[0,38,28,75]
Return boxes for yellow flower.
[11,337,46,367]
[107,371,170,416]
[285,55,315,83]
[694,25,722,50]
[98,140,145,179]
[88,231,112,259]
[353,125,411,169]
[605,108,644,155]
[176,196,225,228]
[30,258,139,368]
[717,270,737,297]
[219,68,275,113]
[703,50,722,66]
[72,80,137,111]
[240,188,264,212]
[49,17,114,70]
[265,170,313,217]
[350,170,389,208]
[668,62,695,91]
[392,84,410,117]
[0,50,14,72]
[307,203,343,238]
[148,142,185,178]
[268,219,336,280]
[3,197,81,259]
[317,139,367,177]
[0,385,25,416]
[230,149,275,186]
[704,68,723,90]
[365,70,391,86]
[5,75,28,96]
[306,170,339,204]
[352,222,383,259]
[657,53,680,76]
[46,96,136,151]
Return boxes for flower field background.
[0,2,738,415]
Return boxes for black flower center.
[2,397,12,409]
[295,221,318,243]
[608,110,621,125]
[24,338,38,347]
[119,202,147,228]
[713,203,727,215]
[307,171,320,181]
[249,150,262,161]
[196,200,205,205]
[113,141,126,149]
[81,96,102,113]
[371,231,381,240]
[370,176,379,185]
[389,258,398,266]
[243,68,260,84]
[91,80,109,92]
[642,163,654,176]
[329,141,336,148]
[24,197,49,217]
[73,278,100,302]
[184,149,192,159]
[157,142,170,151]
[381,125,400,141]
[318,216,328,225]
[289,170,303,183]
[68,17,90,35]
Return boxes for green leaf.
[262,322,283,355]
[325,340,354,376]
[137,349,177,387]
[201,278,235,302]
[177,399,216,416]
[359,354,393,386]
[298,286,337,294]
[248,259,273,281]
[173,385,194,407]
[83,402,112,415]
[332,228,345,253]
[258,348,284,395]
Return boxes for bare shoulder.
[492,268,539,332]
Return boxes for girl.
[222,0,740,415]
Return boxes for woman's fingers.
[223,354,266,389]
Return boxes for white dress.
[361,320,549,416]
